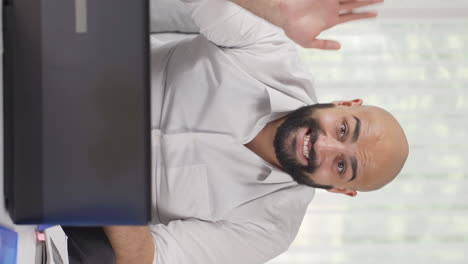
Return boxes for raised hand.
[279,0,384,49]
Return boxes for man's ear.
[327,187,358,197]
[332,99,363,107]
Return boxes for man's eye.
[339,123,347,139]
[338,160,345,173]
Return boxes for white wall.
[367,0,468,18]
[268,2,468,263]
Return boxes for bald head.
[351,105,409,191]
[272,99,409,196]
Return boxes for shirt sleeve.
[181,0,287,48]
[149,184,314,264]
[150,219,289,264]
[176,0,317,103]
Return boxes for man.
[103,0,409,263]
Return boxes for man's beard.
[273,104,333,185]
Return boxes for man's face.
[273,100,408,196]
[273,104,333,188]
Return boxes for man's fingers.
[338,11,378,24]
[306,39,341,50]
[340,0,383,12]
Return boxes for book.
[0,225,18,264]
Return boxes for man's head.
[273,99,409,196]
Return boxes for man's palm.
[280,0,383,49]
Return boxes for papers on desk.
[0,225,69,264]
[0,225,18,264]
[40,226,69,264]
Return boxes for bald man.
[102,0,409,263]
[247,99,408,196]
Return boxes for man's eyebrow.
[352,116,361,142]
[349,157,357,182]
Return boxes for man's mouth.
[296,128,312,166]
[303,133,311,159]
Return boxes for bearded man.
[101,0,409,263]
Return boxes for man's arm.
[103,226,155,264]
[229,0,383,49]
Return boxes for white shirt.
[150,1,318,263]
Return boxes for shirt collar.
[257,160,297,184]
[266,87,308,113]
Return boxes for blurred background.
[268,0,468,263]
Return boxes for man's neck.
[244,117,285,169]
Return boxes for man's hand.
[279,0,382,49]
[230,0,383,49]
[103,226,155,264]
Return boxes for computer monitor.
[3,0,151,225]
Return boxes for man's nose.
[314,134,345,156]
